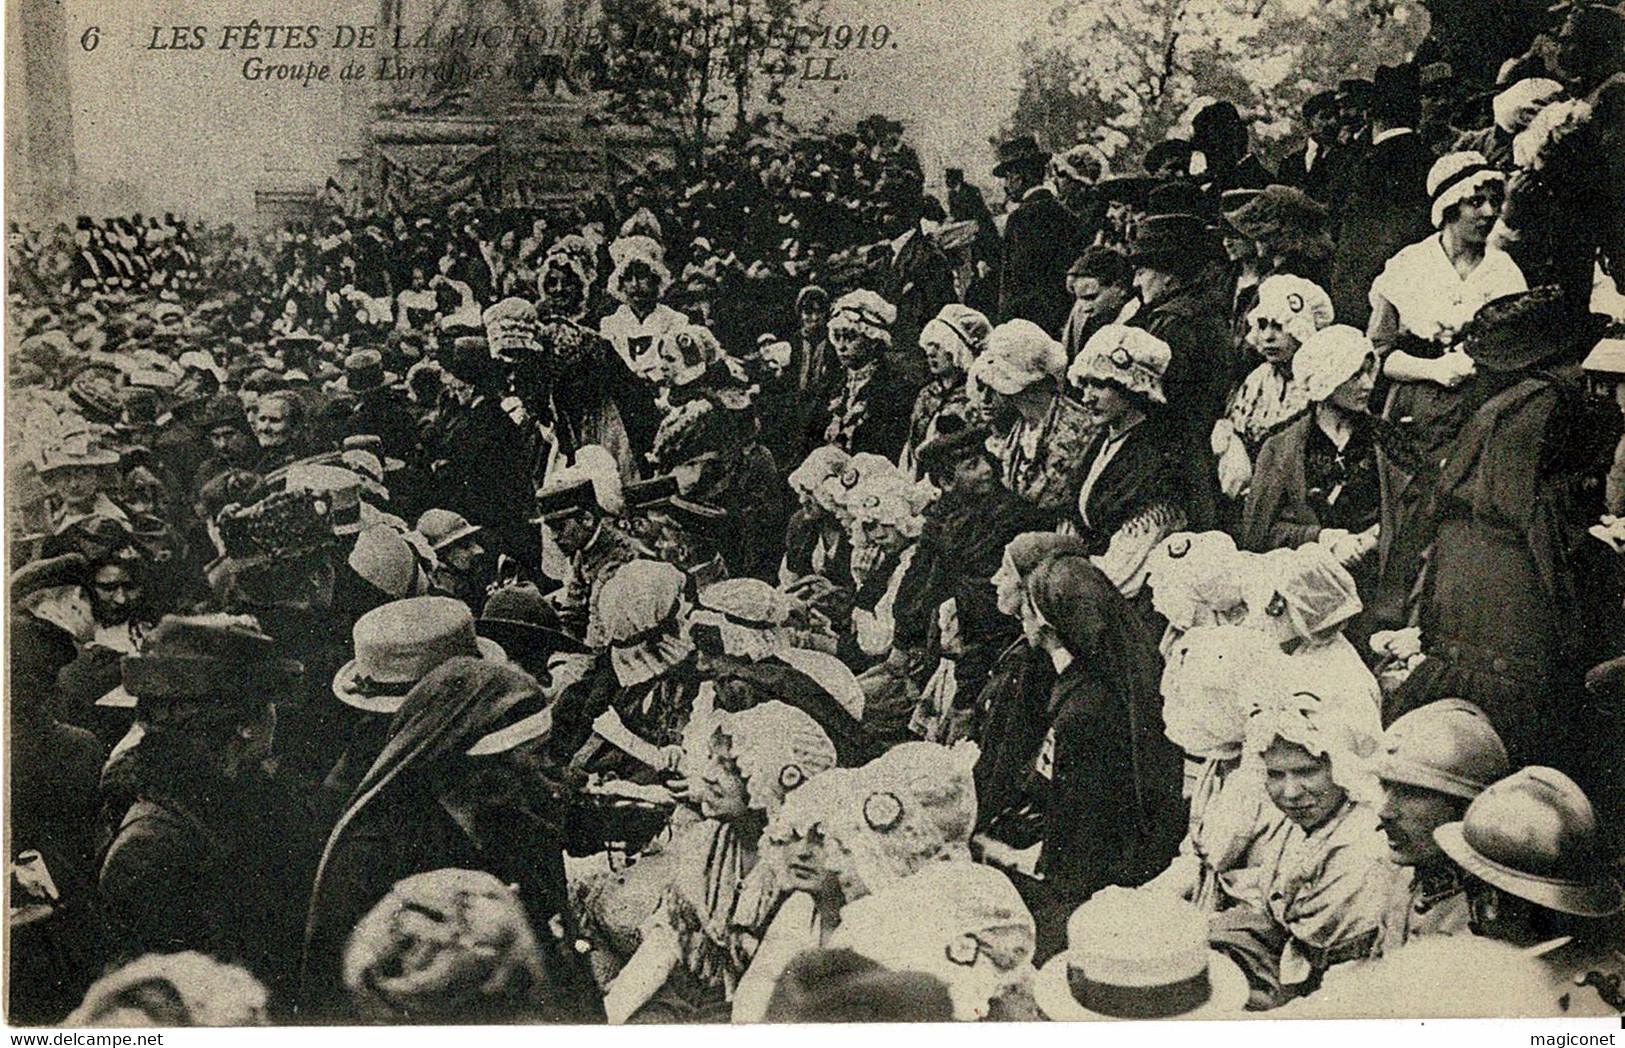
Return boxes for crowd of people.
[9,0,1625,1027]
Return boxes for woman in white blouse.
[1368,151,1527,449]
[1365,151,1526,627]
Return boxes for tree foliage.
[597,0,824,166]
[1005,0,1426,168]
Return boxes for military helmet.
[1434,766,1625,918]
[1377,698,1509,800]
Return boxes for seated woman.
[600,702,837,1023]
[1000,553,1186,960]
[899,304,991,478]
[546,559,703,785]
[1207,689,1390,1009]
[969,320,1096,524]
[973,531,1090,833]
[1241,543,1382,714]
[894,423,1051,745]
[1066,324,1191,602]
[837,464,933,671]
[1242,326,1388,573]
[1145,625,1295,910]
[780,445,853,588]
[1211,275,1335,501]
[730,769,863,1023]
[830,861,1041,1021]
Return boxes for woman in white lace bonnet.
[601,700,836,1023]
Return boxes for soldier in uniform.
[1370,699,1510,955]
[1435,767,1625,1016]
[532,445,653,649]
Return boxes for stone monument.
[368,0,610,211]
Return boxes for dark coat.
[302,660,599,1021]
[1241,411,1387,553]
[342,387,419,463]
[1277,142,1339,198]
[998,187,1080,336]
[893,485,1050,688]
[1329,131,1436,330]
[825,358,921,461]
[433,395,533,524]
[1075,415,1193,552]
[100,769,321,1010]
[972,640,1057,832]
[1133,278,1243,437]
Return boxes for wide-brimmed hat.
[1127,213,1218,269]
[336,348,398,395]
[1230,184,1329,242]
[1435,766,1624,918]
[216,488,338,563]
[38,434,121,474]
[478,583,590,660]
[332,596,506,714]
[532,445,625,522]
[414,508,483,552]
[342,434,405,472]
[68,367,124,422]
[282,464,364,536]
[991,133,1049,177]
[1459,286,1581,373]
[122,614,304,705]
[1034,886,1250,1021]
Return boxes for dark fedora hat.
[1460,286,1591,373]
[1096,175,1157,208]
[477,583,591,660]
[121,613,304,704]
[1145,179,1213,219]
[1128,213,1219,269]
[992,133,1050,177]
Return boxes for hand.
[1432,352,1477,389]
[1585,654,1625,693]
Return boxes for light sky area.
[44,0,1029,220]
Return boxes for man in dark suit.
[1277,90,1343,199]
[1328,62,1437,330]
[1191,101,1275,207]
[994,134,1079,337]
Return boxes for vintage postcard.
[5,0,1623,1032]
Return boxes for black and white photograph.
[4,0,1624,1030]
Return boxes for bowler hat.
[992,134,1049,178]
[338,348,397,395]
[121,614,304,704]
